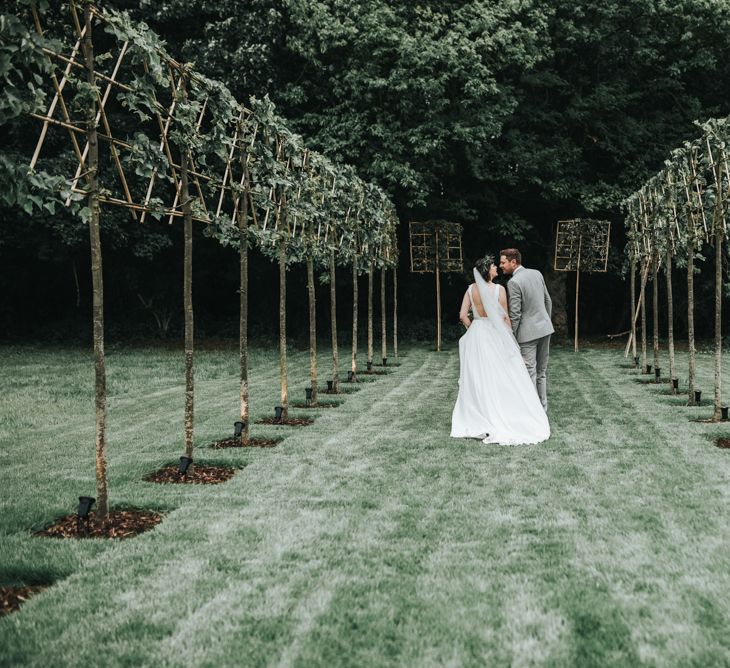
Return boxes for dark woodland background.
[3,0,730,345]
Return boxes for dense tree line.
[3,0,730,341]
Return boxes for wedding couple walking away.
[451,249,553,446]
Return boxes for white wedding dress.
[450,270,550,445]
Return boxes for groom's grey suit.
[507,265,554,410]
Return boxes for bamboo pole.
[307,255,318,405]
[279,236,289,420]
[393,266,398,360]
[330,249,339,393]
[83,0,108,519]
[237,134,250,444]
[381,267,387,364]
[351,256,359,379]
[666,248,676,391]
[367,261,374,367]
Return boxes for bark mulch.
[209,437,282,449]
[143,464,236,484]
[715,438,730,449]
[255,416,314,427]
[0,585,48,617]
[364,369,392,376]
[35,509,163,540]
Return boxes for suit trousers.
[519,334,550,410]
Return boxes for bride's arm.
[498,285,511,328]
[459,290,472,329]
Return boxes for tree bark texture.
[330,250,339,393]
[307,254,318,405]
[665,249,676,391]
[279,239,288,420]
[381,267,387,363]
[238,146,250,443]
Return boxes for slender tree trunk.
[351,256,358,378]
[84,1,108,519]
[666,249,676,391]
[381,267,387,363]
[714,214,723,420]
[72,260,81,308]
[640,258,648,372]
[307,255,318,406]
[330,249,339,393]
[179,81,194,462]
[688,237,696,405]
[652,256,659,376]
[279,239,288,420]
[630,257,637,364]
[393,266,398,360]
[367,261,374,367]
[238,149,249,444]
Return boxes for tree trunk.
[687,237,696,405]
[238,145,249,444]
[84,1,108,519]
[393,266,398,360]
[640,258,648,372]
[279,239,288,420]
[714,214,723,420]
[630,257,637,364]
[330,250,339,393]
[179,81,194,463]
[307,254,318,406]
[666,248,676,391]
[367,262,374,366]
[652,256,659,375]
[351,256,358,378]
[381,267,387,363]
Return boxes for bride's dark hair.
[475,255,495,282]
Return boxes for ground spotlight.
[367,361,373,372]
[654,367,661,380]
[178,456,193,478]
[327,380,334,393]
[382,357,387,367]
[77,496,95,536]
[274,406,284,422]
[695,390,702,405]
[672,378,679,391]
[633,356,640,367]
[234,421,246,438]
[305,387,313,407]
[347,371,354,383]
[646,364,652,374]
[722,406,729,421]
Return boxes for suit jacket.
[507,266,554,343]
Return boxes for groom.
[499,249,554,410]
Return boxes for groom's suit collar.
[513,265,525,276]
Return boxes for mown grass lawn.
[2,342,730,667]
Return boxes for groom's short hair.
[500,248,522,264]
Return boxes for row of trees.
[624,117,729,419]
[2,1,398,518]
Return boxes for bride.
[450,256,550,445]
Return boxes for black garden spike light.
[722,406,729,421]
[645,364,652,375]
[326,380,334,394]
[347,371,354,383]
[367,361,373,372]
[633,355,640,368]
[274,406,284,423]
[382,357,387,367]
[695,390,702,405]
[233,421,246,438]
[178,456,193,479]
[654,367,661,381]
[672,378,679,391]
[305,387,313,407]
[77,496,95,536]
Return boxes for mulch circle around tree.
[255,416,314,427]
[208,437,282,449]
[715,438,730,449]
[291,401,341,409]
[0,585,48,617]
[35,509,163,540]
[364,369,391,376]
[143,464,236,484]
[634,378,670,385]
